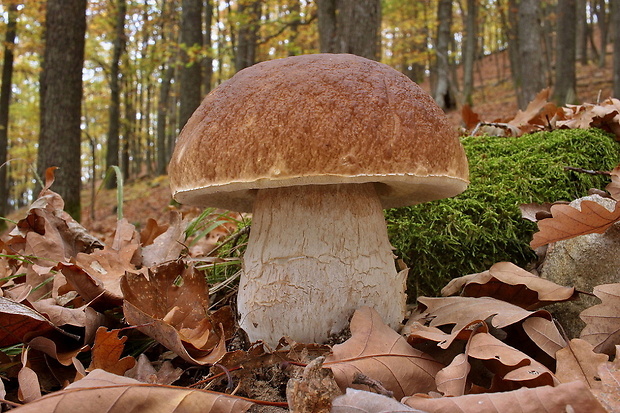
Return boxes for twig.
[352,372,394,398]
[563,166,611,176]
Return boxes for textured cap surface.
[168,53,468,212]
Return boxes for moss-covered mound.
[387,128,620,299]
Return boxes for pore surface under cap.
[168,53,469,212]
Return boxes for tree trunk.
[105,0,126,189]
[501,0,521,100]
[613,0,620,97]
[553,0,577,105]
[0,1,17,223]
[318,0,337,53]
[179,0,203,131]
[317,0,381,60]
[576,0,589,64]
[38,0,86,220]
[462,0,477,106]
[517,0,545,108]
[235,0,262,72]
[434,0,455,111]
[204,0,214,91]
[594,0,609,67]
[157,64,175,176]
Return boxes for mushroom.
[168,54,469,346]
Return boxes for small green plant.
[387,128,620,299]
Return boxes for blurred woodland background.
[0,0,617,222]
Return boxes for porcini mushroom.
[168,54,468,346]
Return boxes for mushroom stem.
[238,183,407,345]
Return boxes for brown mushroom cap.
[168,53,469,212]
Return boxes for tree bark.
[594,0,609,67]
[179,0,203,131]
[553,0,577,105]
[38,0,86,220]
[235,0,262,72]
[0,1,17,222]
[105,0,126,189]
[317,0,381,60]
[613,0,620,97]
[517,0,545,108]
[462,0,477,106]
[433,0,455,111]
[576,0,589,64]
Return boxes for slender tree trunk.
[38,0,86,220]
[613,0,620,97]
[235,0,262,72]
[462,0,477,106]
[500,0,521,99]
[317,0,381,60]
[553,0,578,105]
[179,0,203,131]
[577,0,589,64]
[434,0,455,110]
[157,64,174,176]
[0,1,18,222]
[204,0,214,92]
[517,0,545,108]
[105,0,126,189]
[318,0,337,53]
[594,0,609,67]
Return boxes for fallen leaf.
[461,104,481,131]
[530,200,620,249]
[467,332,558,388]
[605,164,620,202]
[324,307,443,400]
[555,339,608,388]
[9,369,254,413]
[125,353,183,385]
[0,296,55,346]
[331,388,424,413]
[592,345,620,412]
[402,380,607,413]
[141,211,187,267]
[520,317,567,358]
[579,283,620,355]
[416,296,551,334]
[441,262,577,310]
[121,261,227,365]
[435,353,470,397]
[286,356,341,413]
[87,327,136,376]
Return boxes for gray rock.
[539,194,620,339]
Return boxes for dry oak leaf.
[9,369,254,413]
[435,353,470,397]
[324,307,443,401]
[87,327,136,376]
[0,296,56,347]
[404,319,488,350]
[555,339,608,388]
[331,388,425,413]
[507,88,556,132]
[579,283,620,355]
[402,380,606,413]
[521,316,567,359]
[125,353,183,385]
[141,211,187,267]
[530,199,620,249]
[416,296,552,334]
[441,262,577,310]
[591,345,620,412]
[606,164,620,201]
[467,332,558,388]
[121,261,227,365]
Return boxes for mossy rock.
[386,128,620,299]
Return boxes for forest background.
[0,0,618,223]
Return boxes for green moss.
[387,128,620,299]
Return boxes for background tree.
[462,0,478,106]
[433,0,455,110]
[178,0,202,131]
[235,0,262,71]
[37,0,87,220]
[613,0,620,97]
[317,0,381,60]
[0,1,18,225]
[517,0,546,108]
[104,0,126,188]
[553,0,577,105]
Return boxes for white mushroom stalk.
[239,183,407,345]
